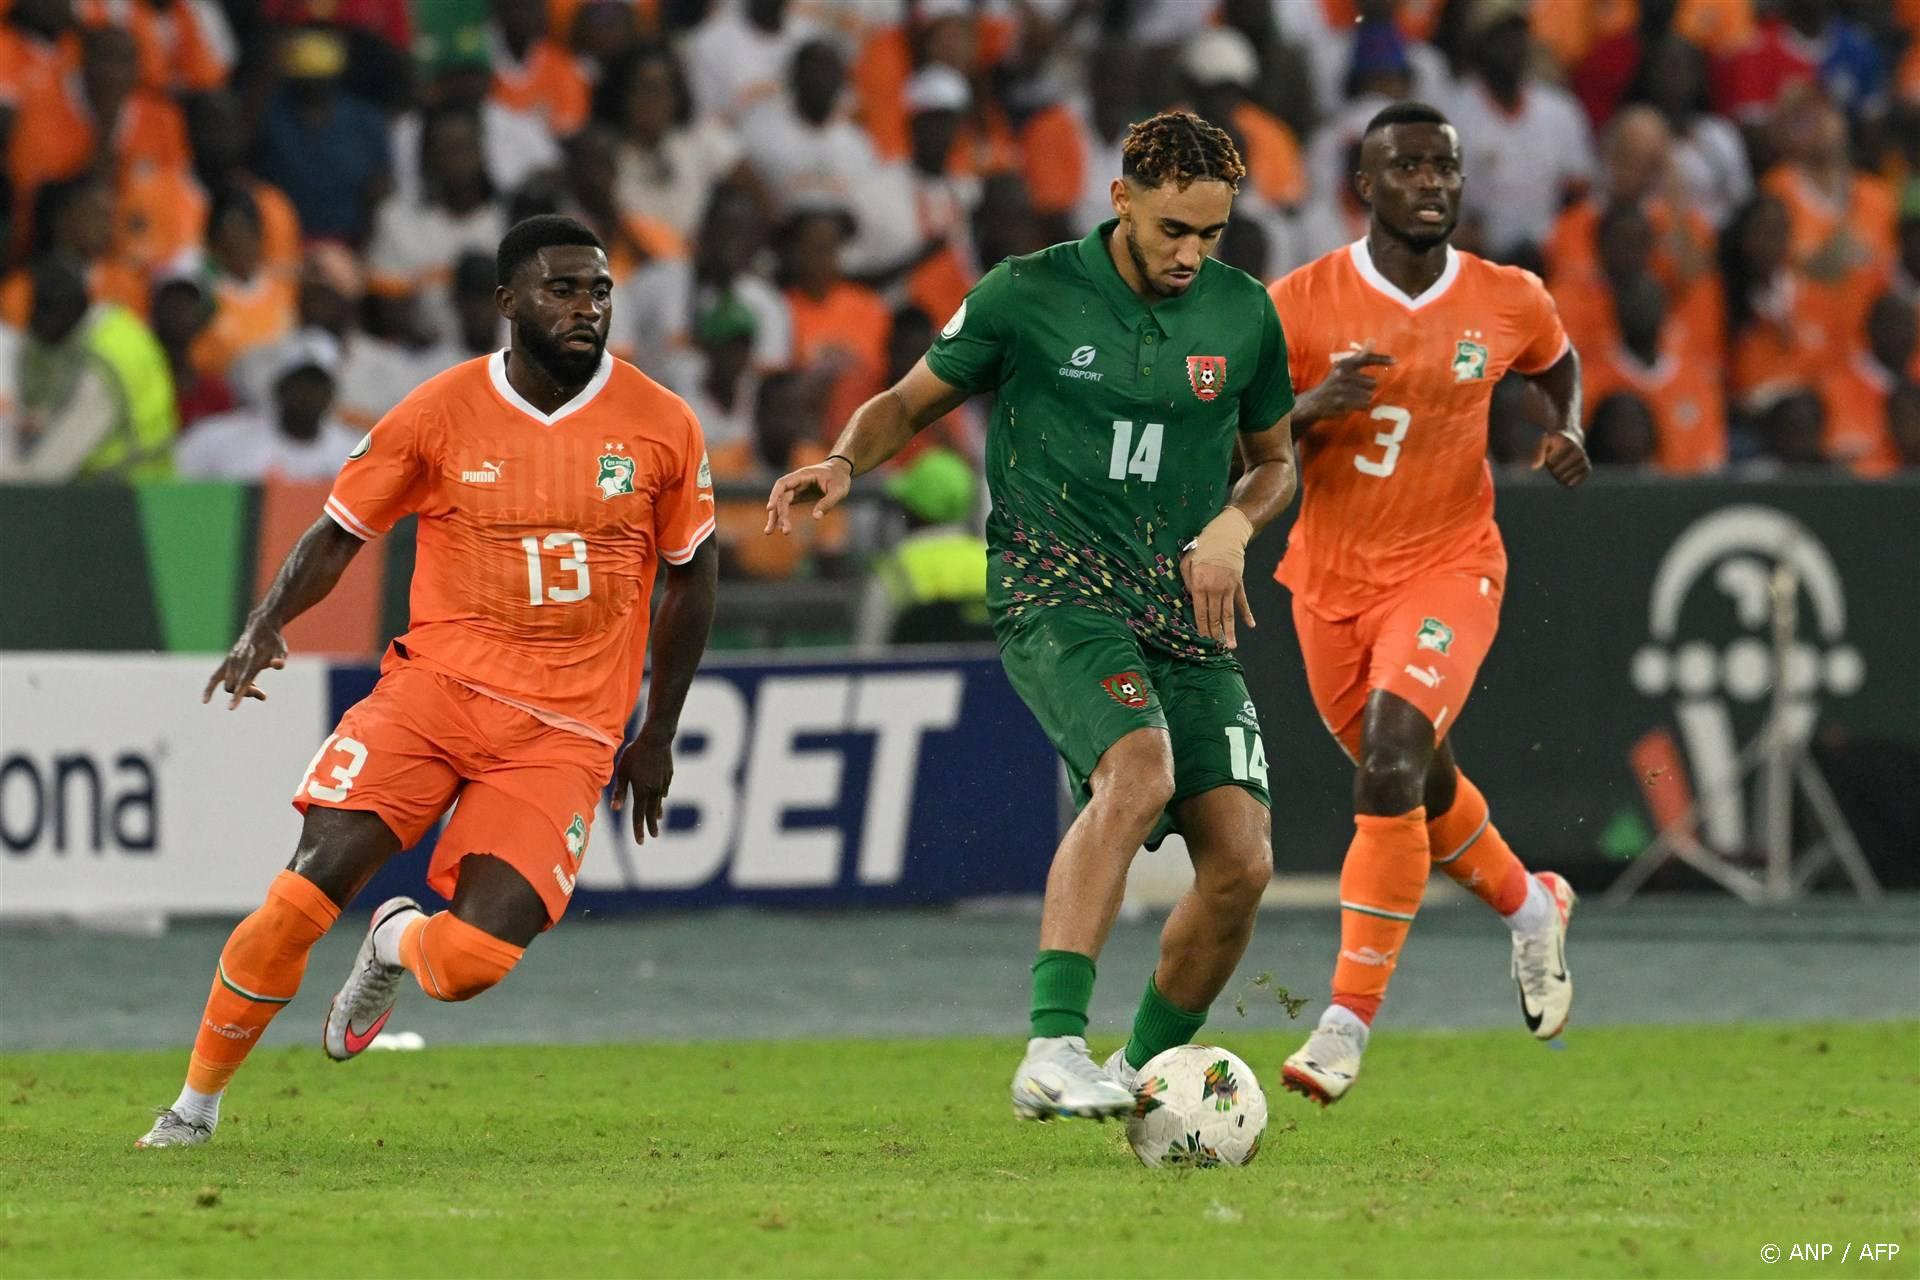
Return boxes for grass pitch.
[1,1023,1914,1278]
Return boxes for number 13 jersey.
[324,351,714,746]
[1267,240,1569,621]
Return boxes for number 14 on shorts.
[1223,726,1267,785]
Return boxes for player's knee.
[1202,840,1273,912]
[1355,750,1427,815]
[1092,732,1176,821]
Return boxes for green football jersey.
[924,219,1295,665]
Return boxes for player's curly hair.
[1120,111,1246,193]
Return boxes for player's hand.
[1298,344,1394,421]
[611,730,673,844]
[202,618,287,709]
[1533,428,1591,488]
[1181,552,1256,651]
[765,457,852,535]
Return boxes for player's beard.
[518,319,606,387]
[1125,224,1187,299]
[1382,210,1456,254]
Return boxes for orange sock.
[398,911,524,1002]
[186,870,340,1094]
[1428,771,1529,915]
[1332,808,1429,1025]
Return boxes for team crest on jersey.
[1452,339,1489,382]
[564,813,587,863]
[596,453,637,500]
[347,431,372,460]
[1102,670,1150,709]
[1187,355,1227,401]
[1416,616,1455,654]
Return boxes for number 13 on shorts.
[302,734,369,802]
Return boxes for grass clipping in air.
[1,1023,1914,1278]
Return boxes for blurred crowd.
[1,0,1917,593]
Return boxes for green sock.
[1029,950,1097,1039]
[1123,975,1207,1070]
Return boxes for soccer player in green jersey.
[766,112,1298,1121]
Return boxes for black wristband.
[826,453,856,476]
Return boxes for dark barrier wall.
[1243,477,1920,880]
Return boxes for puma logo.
[461,460,505,484]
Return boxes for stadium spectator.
[265,0,414,109]
[256,28,392,243]
[81,0,231,96]
[1816,293,1913,475]
[1763,91,1895,280]
[1584,271,1727,472]
[1068,36,1143,237]
[616,184,790,386]
[1305,0,1449,130]
[0,174,147,326]
[992,3,1087,246]
[175,329,359,482]
[488,0,591,138]
[1722,192,1835,409]
[1629,32,1753,228]
[148,275,232,428]
[1712,0,1887,131]
[2,254,175,481]
[10,23,187,202]
[392,21,558,209]
[1585,392,1660,468]
[1752,388,1829,467]
[1179,27,1306,210]
[972,173,1044,281]
[565,0,643,75]
[745,38,881,217]
[882,303,976,465]
[560,122,685,282]
[681,0,808,128]
[710,368,845,580]
[676,293,759,452]
[601,43,753,241]
[418,251,510,376]
[1217,0,1321,138]
[779,205,889,436]
[189,188,297,380]
[1444,0,1595,264]
[1303,17,1415,220]
[855,446,990,648]
[367,104,508,345]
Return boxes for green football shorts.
[996,604,1271,847]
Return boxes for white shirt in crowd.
[388,101,559,206]
[843,160,979,280]
[614,259,792,386]
[174,410,363,483]
[681,4,812,128]
[679,369,760,453]
[365,199,508,344]
[1444,77,1595,255]
[616,120,746,241]
[1672,115,1753,229]
[743,103,883,217]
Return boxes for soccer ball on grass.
[1124,1044,1267,1168]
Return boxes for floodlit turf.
[1,1023,1914,1279]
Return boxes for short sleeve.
[923,262,1014,394]
[1511,269,1572,375]
[654,404,716,565]
[325,400,428,540]
[1237,290,1296,432]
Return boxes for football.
[1124,1045,1268,1169]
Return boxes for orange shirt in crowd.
[190,272,298,377]
[708,437,846,579]
[787,281,891,434]
[1319,0,1443,41]
[546,0,658,47]
[1233,101,1307,208]
[79,0,227,93]
[1727,273,1851,406]
[603,212,686,280]
[1547,198,1723,371]
[1534,0,1753,68]
[1763,166,1897,274]
[326,351,713,745]
[116,170,303,277]
[10,81,190,198]
[492,39,590,137]
[0,257,149,324]
[1819,353,1902,476]
[1585,339,1727,473]
[1267,242,1570,618]
[1018,103,1085,218]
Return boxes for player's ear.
[495,285,514,321]
[1110,177,1129,222]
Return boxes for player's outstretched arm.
[1182,416,1298,651]
[1525,348,1591,488]
[1290,345,1394,435]
[613,538,718,844]
[203,515,365,710]
[764,358,971,535]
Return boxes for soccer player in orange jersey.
[136,216,718,1148]
[1264,103,1590,1106]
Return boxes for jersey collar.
[1078,219,1206,333]
[1347,237,1461,311]
[487,348,614,426]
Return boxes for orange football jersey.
[326,352,714,746]
[1268,241,1570,619]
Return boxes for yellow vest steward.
[83,305,178,481]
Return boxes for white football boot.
[1512,872,1577,1040]
[1010,1036,1136,1121]
[323,896,420,1062]
[1280,1006,1369,1107]
[1103,1046,1140,1094]
[134,1108,212,1149]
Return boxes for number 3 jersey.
[1267,240,1569,621]
[324,351,714,746]
[924,220,1296,666]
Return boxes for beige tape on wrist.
[1189,506,1254,575]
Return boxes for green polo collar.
[1077,219,1211,335]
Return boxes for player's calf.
[398,911,526,1002]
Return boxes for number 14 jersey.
[325,351,714,746]
[1267,240,1569,621]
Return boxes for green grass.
[2,1024,1916,1278]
